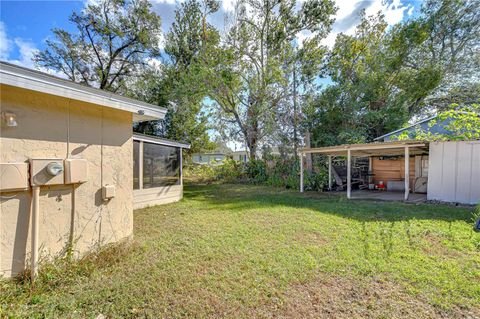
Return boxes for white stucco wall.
[1,84,133,277]
[427,141,480,205]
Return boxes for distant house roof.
[374,116,438,141]
[0,61,166,122]
[133,133,190,149]
[230,150,248,155]
[192,152,226,156]
[374,112,479,142]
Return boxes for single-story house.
[192,150,249,165]
[0,62,189,278]
[374,114,464,142]
[191,152,228,165]
[299,140,480,205]
[230,150,248,163]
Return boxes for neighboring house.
[230,150,248,163]
[374,115,460,142]
[192,146,285,165]
[0,62,189,278]
[192,153,227,165]
[299,122,480,205]
[192,150,250,165]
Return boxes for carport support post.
[328,155,332,190]
[139,141,144,190]
[180,148,183,186]
[347,149,351,199]
[404,146,410,201]
[300,152,304,193]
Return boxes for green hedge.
[184,157,328,191]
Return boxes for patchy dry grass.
[1,184,480,318]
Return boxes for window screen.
[143,142,180,188]
[133,140,140,189]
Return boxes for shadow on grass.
[183,183,475,223]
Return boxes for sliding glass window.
[143,142,180,188]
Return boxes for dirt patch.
[421,235,464,259]
[255,275,479,319]
[292,231,330,246]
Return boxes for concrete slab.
[350,190,427,203]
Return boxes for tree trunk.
[305,131,312,172]
[248,143,257,160]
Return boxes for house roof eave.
[0,61,167,122]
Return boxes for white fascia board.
[133,134,191,149]
[300,142,427,154]
[0,62,166,122]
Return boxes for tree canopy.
[34,0,161,92]
[205,0,337,158]
[305,0,480,147]
[33,0,480,155]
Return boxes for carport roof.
[299,140,429,157]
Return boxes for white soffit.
[0,62,166,122]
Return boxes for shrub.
[245,160,267,183]
[215,159,244,182]
[184,155,328,191]
[183,163,217,183]
[184,159,244,184]
[304,169,329,191]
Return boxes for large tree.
[306,0,480,147]
[34,0,161,92]
[133,0,219,154]
[206,0,336,159]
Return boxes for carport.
[298,141,430,201]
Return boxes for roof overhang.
[0,61,166,122]
[133,133,190,149]
[299,140,429,157]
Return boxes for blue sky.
[1,0,422,69]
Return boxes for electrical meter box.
[102,185,116,200]
[0,163,29,192]
[30,159,64,186]
[64,159,88,184]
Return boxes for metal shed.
[428,141,480,205]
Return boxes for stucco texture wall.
[1,84,133,277]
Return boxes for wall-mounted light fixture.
[1,112,17,127]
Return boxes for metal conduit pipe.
[31,185,40,280]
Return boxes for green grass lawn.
[2,184,480,318]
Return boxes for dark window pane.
[133,141,140,189]
[143,142,180,188]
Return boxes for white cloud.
[149,0,183,5]
[221,0,237,12]
[0,21,13,60]
[157,32,166,51]
[368,0,410,25]
[296,30,313,46]
[146,57,163,70]
[319,0,413,48]
[150,0,236,11]
[10,38,38,68]
[407,6,414,16]
[0,22,41,69]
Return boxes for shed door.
[427,141,480,204]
